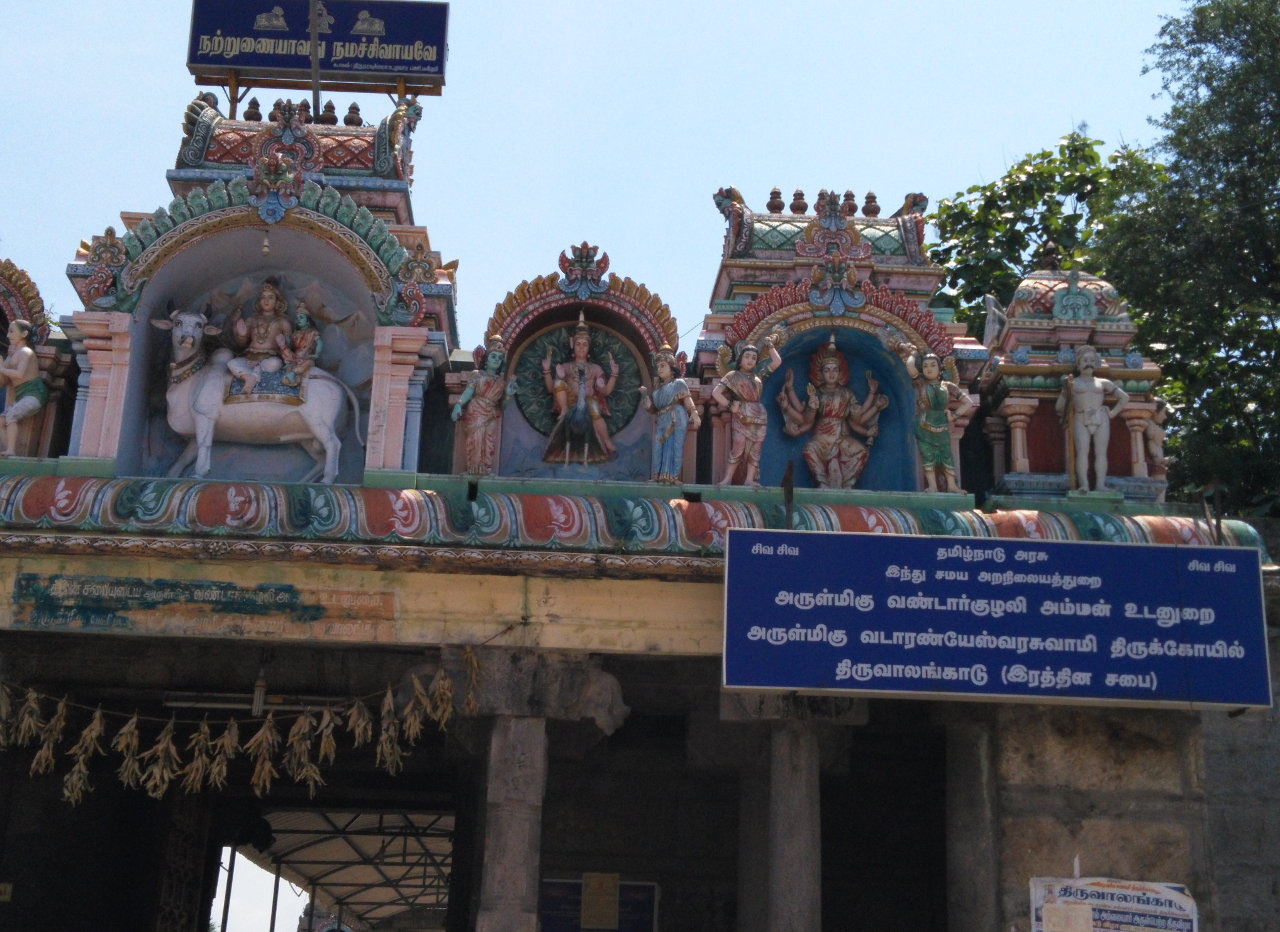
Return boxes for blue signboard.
[188,0,448,84]
[724,529,1271,709]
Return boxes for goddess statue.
[639,344,700,484]
[905,351,972,493]
[452,334,517,476]
[777,334,886,489]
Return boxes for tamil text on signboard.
[723,529,1270,708]
[188,0,448,90]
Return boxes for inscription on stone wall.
[9,574,396,642]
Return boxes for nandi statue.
[152,306,363,483]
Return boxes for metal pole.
[309,0,321,115]
[219,846,237,931]
[308,882,318,929]
[269,861,282,932]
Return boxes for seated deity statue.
[226,277,294,394]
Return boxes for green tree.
[928,131,1148,333]
[1093,0,1280,512]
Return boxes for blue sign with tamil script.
[188,0,448,84]
[724,529,1270,709]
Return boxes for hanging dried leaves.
[30,697,69,777]
[243,713,281,798]
[16,689,45,747]
[347,699,373,748]
[375,686,404,776]
[402,675,429,746]
[180,719,214,794]
[112,714,143,789]
[62,705,107,804]
[208,718,240,791]
[317,707,340,766]
[463,646,482,717]
[284,710,324,798]
[139,718,183,799]
[429,669,454,731]
[2,648,488,805]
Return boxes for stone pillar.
[401,354,434,472]
[476,715,548,932]
[945,719,1000,932]
[63,310,133,460]
[983,414,1009,483]
[737,759,770,932]
[768,720,821,932]
[1120,404,1154,479]
[366,326,432,472]
[951,394,977,488]
[998,397,1038,474]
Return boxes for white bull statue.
[152,307,364,483]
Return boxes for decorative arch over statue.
[714,278,972,492]
[464,243,682,480]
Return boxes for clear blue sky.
[0,1,1179,925]
[1,0,1177,354]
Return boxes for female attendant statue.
[905,351,972,493]
[712,337,782,486]
[542,315,619,465]
[452,334,517,476]
[639,344,700,484]
[778,334,887,489]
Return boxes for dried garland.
[0,646,483,806]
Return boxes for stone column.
[62,310,133,460]
[400,354,434,472]
[945,720,1000,932]
[768,720,821,932]
[983,415,1008,483]
[366,327,432,472]
[476,715,548,932]
[1120,405,1154,479]
[737,759,770,932]
[997,397,1038,474]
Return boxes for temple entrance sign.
[724,529,1270,709]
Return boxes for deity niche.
[503,314,644,475]
[777,334,887,490]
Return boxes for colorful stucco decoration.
[0,259,50,344]
[486,244,678,355]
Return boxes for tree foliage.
[928,132,1152,332]
[1092,0,1280,512]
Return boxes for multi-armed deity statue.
[776,335,888,490]
[542,315,621,466]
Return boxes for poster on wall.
[1031,877,1197,931]
[540,879,658,932]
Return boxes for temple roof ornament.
[0,259,50,344]
[486,244,677,355]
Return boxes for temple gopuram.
[0,66,1277,932]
